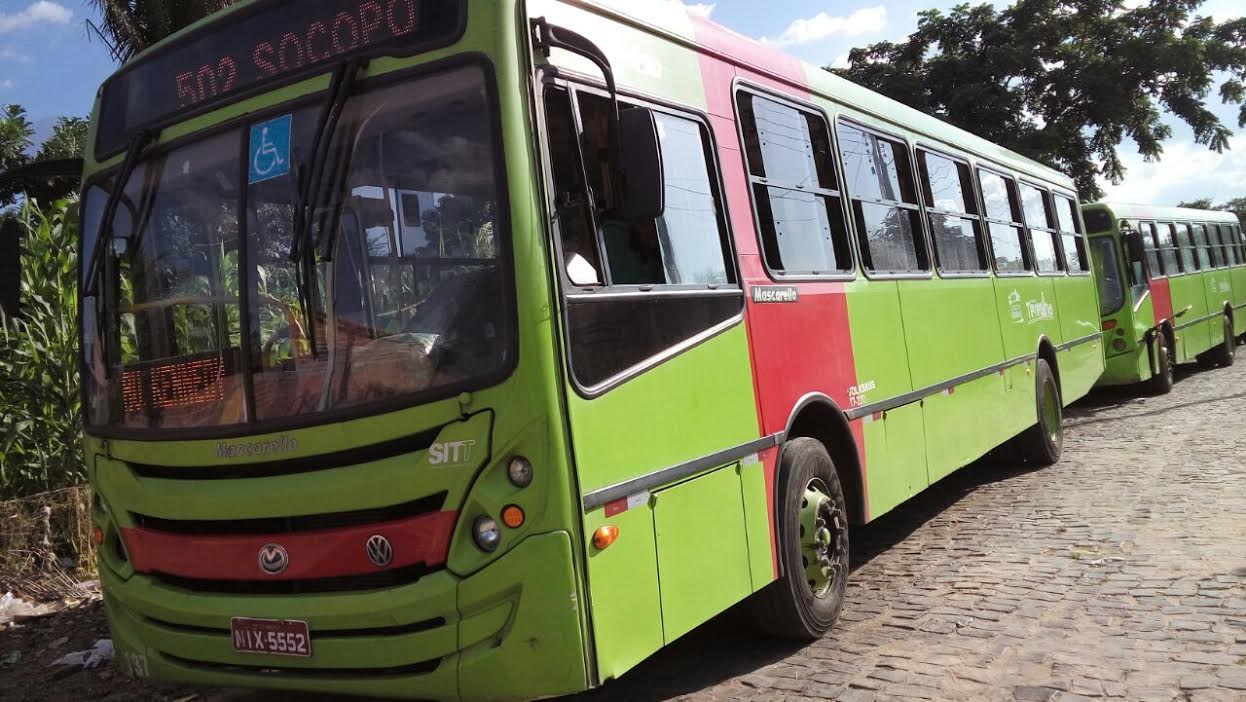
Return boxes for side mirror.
[0,217,20,318]
[1124,231,1147,272]
[615,108,665,221]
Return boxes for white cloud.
[762,6,887,48]
[682,2,716,17]
[0,47,31,63]
[0,79,14,90]
[0,1,72,34]
[1104,135,1246,206]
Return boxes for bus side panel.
[1170,273,1211,361]
[1051,273,1104,402]
[1204,266,1232,341]
[652,465,753,642]
[895,278,1007,483]
[1233,261,1246,336]
[572,326,760,678]
[845,280,928,518]
[993,276,1062,425]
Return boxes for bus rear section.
[1085,203,1242,393]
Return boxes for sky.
[0,0,1243,204]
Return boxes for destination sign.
[96,0,464,158]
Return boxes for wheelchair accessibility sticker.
[249,114,292,184]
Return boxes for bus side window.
[837,122,928,274]
[1176,223,1199,271]
[1054,194,1088,272]
[977,169,1031,274]
[1191,224,1213,270]
[917,149,987,273]
[735,91,852,276]
[1019,183,1062,274]
[574,92,732,287]
[1158,223,1182,274]
[1139,222,1163,276]
[543,87,604,287]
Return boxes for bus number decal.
[848,380,876,408]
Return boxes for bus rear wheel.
[750,437,849,641]
[1147,335,1174,395]
[1012,358,1062,466]
[1209,316,1236,367]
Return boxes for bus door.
[539,80,763,677]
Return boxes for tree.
[89,1,235,62]
[1178,198,1216,209]
[834,0,1246,200]
[36,117,89,162]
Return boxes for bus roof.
[104,0,1074,193]
[1085,202,1241,225]
[581,0,1075,192]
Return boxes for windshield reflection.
[83,64,510,433]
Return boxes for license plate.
[230,617,312,657]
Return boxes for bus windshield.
[83,64,511,432]
[1091,236,1125,317]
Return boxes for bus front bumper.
[101,531,589,701]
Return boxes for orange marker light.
[1102,319,1117,331]
[501,505,526,529]
[92,527,105,546]
[593,525,620,550]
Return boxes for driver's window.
[545,85,734,290]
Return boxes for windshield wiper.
[83,129,155,298]
[289,57,368,359]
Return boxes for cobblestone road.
[565,360,1246,702]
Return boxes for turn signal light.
[92,527,105,546]
[1102,320,1117,331]
[593,525,620,550]
[501,505,525,529]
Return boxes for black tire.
[1012,359,1062,466]
[1209,316,1236,367]
[1147,334,1174,396]
[749,437,849,640]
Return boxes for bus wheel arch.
[782,394,866,526]
[1036,336,1061,398]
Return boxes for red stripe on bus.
[1150,277,1174,326]
[691,13,868,565]
[121,510,457,581]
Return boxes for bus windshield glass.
[82,64,511,432]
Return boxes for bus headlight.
[507,457,534,488]
[473,515,501,553]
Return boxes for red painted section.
[691,15,868,573]
[122,511,458,581]
[1150,278,1174,326]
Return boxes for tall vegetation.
[90,0,234,61]
[834,0,1246,199]
[0,200,83,498]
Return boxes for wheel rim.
[799,478,846,599]
[1041,379,1060,444]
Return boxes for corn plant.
[0,200,84,498]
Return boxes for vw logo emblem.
[366,535,394,568]
[257,543,289,576]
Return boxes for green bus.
[61,1,1103,699]
[1085,203,1243,393]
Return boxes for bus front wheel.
[1147,335,1174,395]
[1012,359,1062,466]
[750,437,849,641]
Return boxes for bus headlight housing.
[473,515,501,553]
[507,456,534,488]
